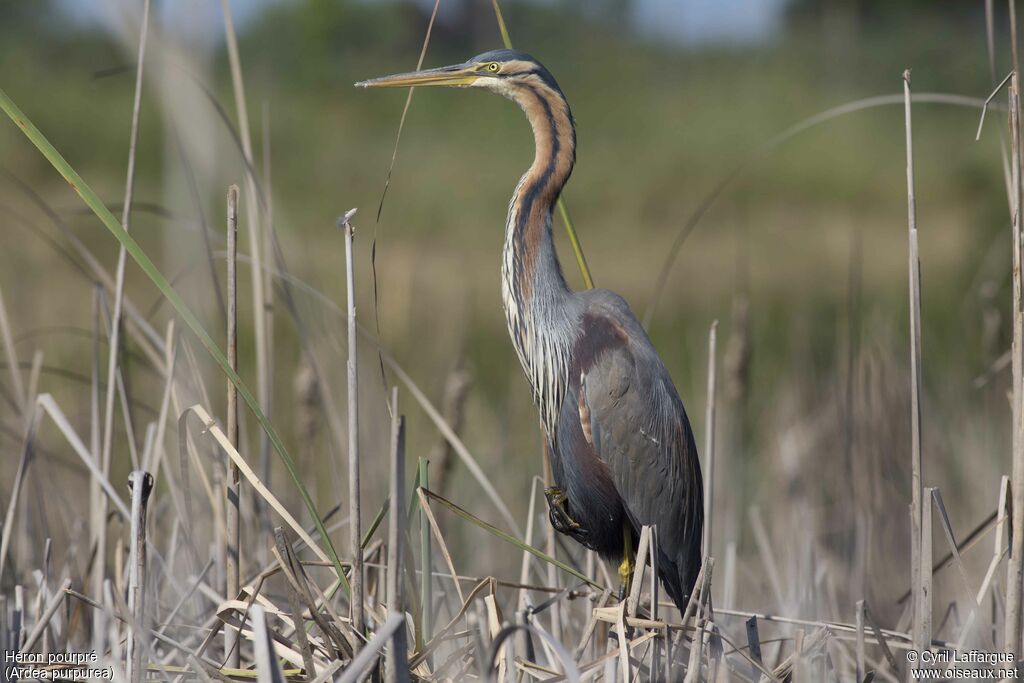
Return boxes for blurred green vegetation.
[0,0,1017,612]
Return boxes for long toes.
[545,489,568,507]
[548,511,569,533]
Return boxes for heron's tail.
[656,529,702,614]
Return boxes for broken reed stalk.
[385,387,410,683]
[1005,71,1024,659]
[903,68,927,656]
[125,470,153,683]
[341,210,364,636]
[703,320,718,559]
[225,185,241,669]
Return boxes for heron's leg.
[618,522,634,601]
[544,487,584,535]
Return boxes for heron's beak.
[355,63,481,89]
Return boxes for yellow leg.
[618,522,634,596]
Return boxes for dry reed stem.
[981,1,1014,206]
[929,489,984,620]
[483,594,505,680]
[902,68,928,658]
[219,0,271,498]
[259,102,276,527]
[0,399,39,586]
[385,387,409,683]
[1007,71,1024,660]
[21,578,70,652]
[225,185,241,669]
[146,321,177,483]
[703,321,718,559]
[772,627,828,680]
[126,470,153,683]
[100,0,150,556]
[954,480,1011,649]
[614,601,630,682]
[1013,1,1021,80]
[216,597,324,668]
[420,488,596,588]
[36,394,129,518]
[91,2,152,653]
[683,560,714,683]
[179,404,330,562]
[89,285,104,652]
[250,605,285,683]
[855,600,865,682]
[573,590,611,662]
[516,476,542,630]
[217,252,522,536]
[339,612,405,683]
[626,526,651,619]
[272,529,315,676]
[9,15,1021,683]
[488,621,581,682]
[920,487,933,656]
[418,458,432,652]
[415,489,466,605]
[407,578,491,670]
[378,346,519,535]
[340,209,364,637]
[542,440,562,644]
[309,661,344,683]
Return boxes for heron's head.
[355,49,563,102]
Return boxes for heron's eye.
[486,62,501,73]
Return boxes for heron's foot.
[544,487,585,536]
[618,553,634,601]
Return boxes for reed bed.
[3,2,1024,682]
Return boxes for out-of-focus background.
[0,0,1014,632]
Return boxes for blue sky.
[57,0,789,47]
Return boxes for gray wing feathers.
[578,289,703,605]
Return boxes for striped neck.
[500,79,577,435]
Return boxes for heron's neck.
[501,81,577,434]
